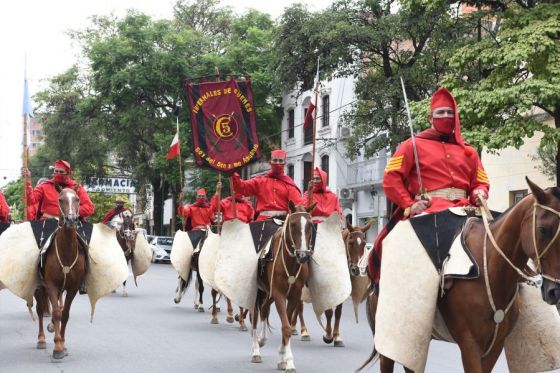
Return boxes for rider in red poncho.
[230,149,302,221]
[101,196,130,224]
[302,167,342,223]
[23,160,95,221]
[370,87,490,283]
[178,188,214,231]
[211,181,254,224]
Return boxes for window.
[288,109,294,138]
[321,155,329,184]
[287,164,294,180]
[303,107,313,145]
[303,161,312,192]
[510,190,528,206]
[322,95,330,127]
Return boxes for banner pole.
[216,173,222,233]
[308,55,320,206]
[229,175,238,219]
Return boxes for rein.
[54,230,80,290]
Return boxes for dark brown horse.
[35,188,87,359]
[250,201,316,373]
[358,178,560,373]
[114,210,137,297]
[323,220,372,347]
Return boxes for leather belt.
[192,225,208,230]
[260,210,287,218]
[422,187,467,201]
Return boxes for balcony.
[346,156,387,190]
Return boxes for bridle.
[117,213,136,256]
[345,230,368,277]
[481,201,560,286]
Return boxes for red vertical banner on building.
[185,78,261,172]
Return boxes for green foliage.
[532,141,557,181]
[3,179,24,221]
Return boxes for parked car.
[150,236,173,263]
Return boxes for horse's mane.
[550,187,560,201]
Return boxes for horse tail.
[356,290,380,372]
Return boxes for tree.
[442,2,560,184]
[3,179,24,221]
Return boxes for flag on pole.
[303,102,316,129]
[22,78,33,117]
[165,133,180,160]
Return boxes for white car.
[150,236,172,263]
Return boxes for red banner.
[185,79,261,172]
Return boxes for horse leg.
[45,286,64,359]
[35,288,47,349]
[380,356,395,373]
[457,342,484,373]
[226,297,234,323]
[250,305,262,363]
[122,279,128,297]
[276,294,299,373]
[258,298,272,347]
[481,343,504,373]
[333,303,344,347]
[238,307,248,331]
[290,305,299,336]
[196,272,205,312]
[297,301,310,341]
[59,288,77,357]
[323,308,334,344]
[210,289,219,324]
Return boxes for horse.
[34,187,87,359]
[250,201,316,373]
[173,230,207,312]
[322,220,372,347]
[358,178,560,373]
[113,210,137,297]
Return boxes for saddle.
[31,219,94,250]
[188,230,208,271]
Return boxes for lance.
[399,77,426,199]
[308,54,320,206]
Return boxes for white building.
[280,77,388,243]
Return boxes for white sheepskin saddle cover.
[214,219,259,310]
[171,230,194,281]
[131,230,152,283]
[198,229,220,291]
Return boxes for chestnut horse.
[251,201,316,373]
[358,178,560,373]
[35,188,87,359]
[323,220,372,347]
[115,210,137,297]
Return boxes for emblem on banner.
[214,113,238,140]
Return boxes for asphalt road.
[0,264,555,373]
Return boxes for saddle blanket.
[31,219,93,249]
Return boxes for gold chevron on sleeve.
[476,168,489,183]
[385,155,404,172]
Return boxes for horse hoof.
[301,335,311,342]
[240,325,248,332]
[234,314,240,322]
[291,329,298,336]
[47,323,55,333]
[52,350,66,360]
[286,369,296,373]
[122,292,128,297]
[323,335,334,344]
[174,299,180,304]
[334,340,345,347]
[251,355,262,363]
[194,304,199,309]
[226,316,234,323]
[211,318,219,324]
[36,341,47,349]
[277,362,287,370]
[198,306,205,313]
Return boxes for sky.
[0,0,329,187]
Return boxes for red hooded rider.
[230,149,302,221]
[178,188,214,231]
[211,181,254,224]
[0,191,10,223]
[101,196,130,224]
[370,87,490,283]
[24,160,95,220]
[302,167,342,223]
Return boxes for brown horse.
[35,187,87,359]
[250,201,316,373]
[358,178,560,373]
[323,220,372,347]
[114,210,137,297]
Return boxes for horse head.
[120,210,137,241]
[286,201,317,264]
[344,220,372,277]
[58,187,80,228]
[524,178,560,305]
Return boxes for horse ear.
[289,200,296,213]
[346,220,353,232]
[306,202,317,213]
[526,177,546,204]
[361,220,373,232]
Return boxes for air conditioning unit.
[339,127,350,139]
[339,188,354,200]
